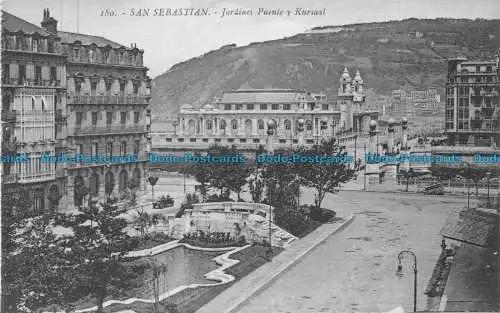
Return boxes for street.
[233,191,466,313]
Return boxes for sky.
[3,0,500,77]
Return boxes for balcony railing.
[72,125,146,136]
[2,174,18,184]
[68,95,149,105]
[1,110,17,122]
[2,78,62,87]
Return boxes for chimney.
[41,8,58,34]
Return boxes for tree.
[295,139,354,210]
[190,152,211,201]
[459,165,489,196]
[248,169,265,203]
[55,197,143,313]
[134,207,152,238]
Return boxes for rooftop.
[58,31,129,49]
[440,208,498,247]
[220,89,316,103]
[1,10,52,37]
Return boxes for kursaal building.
[1,9,152,214]
[164,68,378,150]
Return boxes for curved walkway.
[43,241,251,313]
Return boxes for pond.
[130,246,226,298]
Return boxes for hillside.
[151,18,500,126]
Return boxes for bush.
[205,194,234,203]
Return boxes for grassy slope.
[151,18,500,124]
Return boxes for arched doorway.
[245,119,253,136]
[119,169,128,192]
[48,184,60,211]
[90,173,100,198]
[73,176,86,207]
[105,171,115,196]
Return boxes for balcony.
[2,174,18,184]
[1,110,17,123]
[1,78,62,88]
[67,95,149,105]
[72,125,147,136]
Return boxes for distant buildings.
[158,68,378,151]
[388,89,441,120]
[1,9,151,214]
[445,55,500,147]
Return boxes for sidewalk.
[195,214,355,313]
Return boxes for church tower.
[338,68,366,132]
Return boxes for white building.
[155,68,378,151]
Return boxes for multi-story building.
[1,9,151,213]
[157,68,377,150]
[445,55,500,147]
[1,10,67,214]
[388,89,441,119]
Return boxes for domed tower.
[340,67,352,95]
[353,69,364,93]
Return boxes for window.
[246,104,254,110]
[19,64,26,83]
[120,112,127,124]
[105,79,112,92]
[91,143,98,156]
[2,64,9,84]
[306,120,313,131]
[259,103,267,110]
[35,66,42,84]
[224,104,231,110]
[41,98,45,111]
[91,112,98,126]
[231,120,238,130]
[106,112,113,125]
[32,39,39,52]
[90,80,97,94]
[258,120,264,130]
[272,103,279,110]
[120,141,127,156]
[133,81,140,94]
[283,104,291,110]
[103,50,110,63]
[74,48,80,61]
[235,104,242,110]
[106,142,113,157]
[77,143,84,155]
[119,80,126,93]
[320,121,328,130]
[285,120,291,130]
[487,65,492,72]
[476,66,481,72]
[134,111,140,124]
[133,140,140,155]
[76,112,83,126]
[75,80,82,93]
[206,120,213,130]
[50,67,57,83]
[322,104,329,110]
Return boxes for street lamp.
[297,118,305,146]
[148,174,159,202]
[405,168,414,192]
[396,250,418,312]
[267,119,276,153]
[266,120,277,260]
[486,171,491,207]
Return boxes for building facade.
[1,9,151,213]
[158,68,377,151]
[445,55,500,147]
[1,10,67,214]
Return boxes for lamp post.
[396,250,418,312]
[148,174,159,202]
[266,120,276,259]
[486,171,491,207]
[363,144,367,190]
[297,118,305,146]
[354,134,358,169]
[406,168,414,192]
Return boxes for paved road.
[234,192,464,313]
